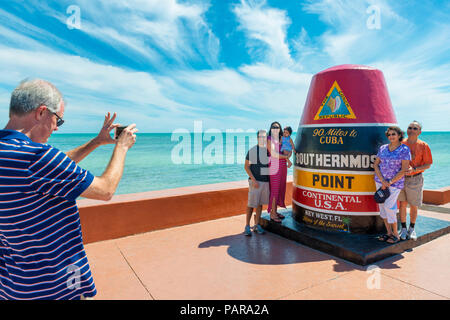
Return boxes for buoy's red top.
[300,64,397,125]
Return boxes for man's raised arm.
[81,124,138,201]
[66,112,119,163]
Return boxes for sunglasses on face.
[271,126,280,129]
[387,133,397,137]
[50,111,65,127]
[408,127,419,130]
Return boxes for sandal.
[377,234,391,242]
[270,216,282,223]
[386,235,400,244]
[277,213,285,219]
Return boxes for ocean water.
[47,132,450,195]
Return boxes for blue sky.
[0,0,449,132]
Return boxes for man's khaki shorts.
[247,179,270,208]
[398,173,424,207]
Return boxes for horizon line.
[49,130,450,134]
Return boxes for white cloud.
[240,63,312,85]
[298,0,450,131]
[180,68,252,96]
[7,0,220,69]
[51,0,220,67]
[375,60,450,130]
[2,0,448,133]
[302,0,409,30]
[301,0,415,65]
[171,63,313,120]
[321,32,360,64]
[0,45,206,131]
[0,8,77,53]
[233,0,293,67]
[0,43,309,132]
[1,1,312,133]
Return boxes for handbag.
[374,186,390,203]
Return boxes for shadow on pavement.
[199,232,362,272]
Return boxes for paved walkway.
[84,208,450,300]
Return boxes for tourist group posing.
[243,122,432,243]
[244,122,295,235]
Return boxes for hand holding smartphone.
[115,125,127,140]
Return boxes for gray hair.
[9,79,64,116]
[411,120,422,130]
[257,129,267,137]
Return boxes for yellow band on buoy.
[294,167,376,192]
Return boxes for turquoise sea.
[48,132,450,195]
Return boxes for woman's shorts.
[398,173,424,207]
[248,179,270,208]
[375,182,401,224]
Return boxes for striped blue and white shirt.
[0,130,96,300]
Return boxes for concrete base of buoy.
[260,208,450,265]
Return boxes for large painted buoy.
[293,64,397,233]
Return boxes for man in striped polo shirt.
[0,79,138,299]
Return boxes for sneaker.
[254,224,265,234]
[399,228,408,241]
[407,228,417,241]
[244,225,252,236]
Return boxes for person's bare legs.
[400,201,418,238]
[409,205,418,224]
[386,221,400,243]
[391,222,399,238]
[246,207,253,227]
[270,197,280,221]
[383,218,392,236]
[406,204,419,240]
[253,205,266,234]
[244,207,254,235]
[254,205,262,226]
[399,201,408,224]
[283,150,292,157]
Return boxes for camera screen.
[115,126,127,139]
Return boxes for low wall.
[423,187,450,205]
[78,177,448,244]
[78,177,293,244]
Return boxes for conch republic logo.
[314,81,356,120]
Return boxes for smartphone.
[115,125,127,140]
